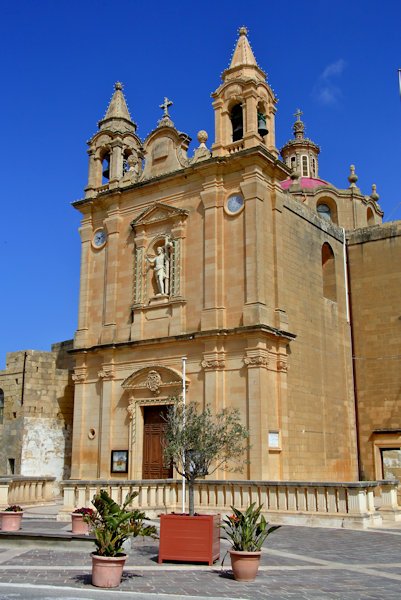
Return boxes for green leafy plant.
[84,489,157,556]
[4,505,23,512]
[163,401,249,516]
[222,503,280,551]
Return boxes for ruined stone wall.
[348,222,401,480]
[0,341,74,481]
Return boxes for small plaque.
[111,450,128,473]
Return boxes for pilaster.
[200,176,226,330]
[75,213,93,349]
[240,167,273,326]
[101,201,122,344]
[97,363,115,478]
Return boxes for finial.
[114,82,123,91]
[293,108,305,140]
[370,184,379,201]
[348,164,358,187]
[294,108,303,121]
[197,130,208,146]
[239,26,248,36]
[160,97,173,117]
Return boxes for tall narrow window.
[231,104,243,142]
[302,155,309,176]
[0,389,4,425]
[311,158,316,177]
[102,151,111,184]
[367,207,374,226]
[290,156,296,170]
[322,243,336,301]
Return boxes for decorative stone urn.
[229,549,262,582]
[0,511,23,532]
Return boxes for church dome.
[280,176,329,190]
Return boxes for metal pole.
[182,356,187,514]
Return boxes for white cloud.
[313,59,347,107]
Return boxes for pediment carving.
[131,202,188,230]
[121,365,189,397]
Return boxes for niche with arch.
[316,198,338,225]
[322,243,337,302]
[367,207,375,226]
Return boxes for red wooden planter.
[158,513,220,565]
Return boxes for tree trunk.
[188,479,195,516]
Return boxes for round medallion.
[92,228,107,249]
[225,194,244,215]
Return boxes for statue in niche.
[123,151,140,181]
[147,237,172,296]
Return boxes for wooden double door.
[142,405,173,479]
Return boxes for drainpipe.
[342,228,362,480]
[20,352,27,406]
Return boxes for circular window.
[317,203,331,221]
[225,194,244,215]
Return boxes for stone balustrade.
[60,479,401,528]
[0,476,56,507]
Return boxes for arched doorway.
[121,365,189,479]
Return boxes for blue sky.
[1,0,400,368]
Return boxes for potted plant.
[84,489,157,588]
[0,505,23,532]
[221,503,280,581]
[71,507,94,535]
[158,401,249,565]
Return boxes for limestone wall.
[348,222,401,480]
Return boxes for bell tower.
[85,82,143,197]
[211,27,277,157]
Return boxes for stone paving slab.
[0,524,401,598]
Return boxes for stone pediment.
[141,124,191,180]
[121,365,189,397]
[130,202,188,229]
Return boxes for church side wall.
[347,222,401,481]
[276,198,358,481]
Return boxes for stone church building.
[1,28,400,490]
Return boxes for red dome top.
[280,177,329,190]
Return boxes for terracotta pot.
[0,511,23,532]
[229,549,261,582]
[71,513,89,535]
[91,553,126,588]
[158,513,220,565]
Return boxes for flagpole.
[181,356,187,514]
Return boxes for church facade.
[1,28,400,490]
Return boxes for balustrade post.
[0,482,9,507]
[378,482,401,522]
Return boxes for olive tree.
[163,401,249,516]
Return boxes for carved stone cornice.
[201,352,226,371]
[243,349,269,369]
[72,367,87,384]
[98,366,115,381]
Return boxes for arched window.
[101,151,111,183]
[367,207,374,226]
[317,203,331,221]
[231,104,243,142]
[0,389,4,425]
[322,243,336,301]
[302,155,309,176]
[290,156,296,170]
[311,158,317,178]
[317,199,338,225]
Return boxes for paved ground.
[1,506,401,599]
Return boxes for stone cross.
[294,108,303,121]
[160,97,173,116]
